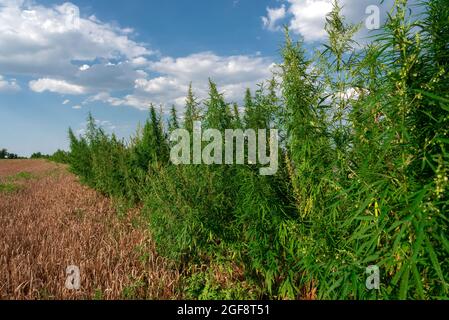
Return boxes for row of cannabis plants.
[67,0,448,299]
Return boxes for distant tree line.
[0,148,21,159]
[0,148,70,163]
[30,150,70,163]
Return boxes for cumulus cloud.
[262,5,287,31]
[0,0,152,91]
[81,52,276,111]
[150,52,273,82]
[0,1,151,63]
[261,0,417,43]
[1,0,277,112]
[0,74,20,92]
[288,0,333,41]
[29,78,86,94]
[146,52,275,101]
[85,91,153,110]
[131,56,150,67]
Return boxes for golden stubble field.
[0,160,180,300]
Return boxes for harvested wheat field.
[0,160,180,300]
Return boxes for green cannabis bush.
[67,0,448,300]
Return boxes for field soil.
[0,160,179,300]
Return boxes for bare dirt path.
[0,160,179,300]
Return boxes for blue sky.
[0,0,401,156]
[38,0,284,57]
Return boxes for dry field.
[0,160,180,300]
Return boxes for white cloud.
[131,56,149,67]
[82,52,276,111]
[150,52,273,82]
[1,1,277,113]
[72,105,82,109]
[87,92,128,107]
[29,78,86,94]
[262,5,287,31]
[62,99,70,105]
[85,91,153,110]
[135,77,188,95]
[0,74,20,92]
[142,52,275,108]
[262,0,414,43]
[288,0,333,41]
[0,0,152,86]
[79,64,90,71]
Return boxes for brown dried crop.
[0,159,57,179]
[0,160,180,300]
